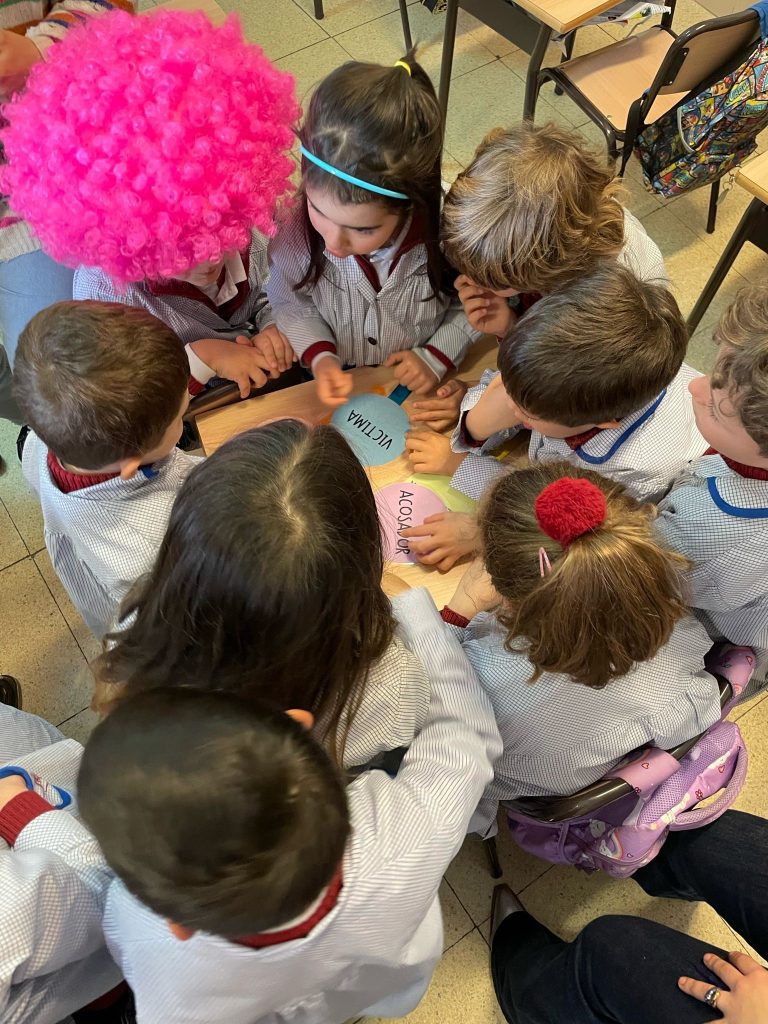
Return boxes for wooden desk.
[687,150,768,333]
[197,338,499,607]
[149,0,227,24]
[438,0,619,123]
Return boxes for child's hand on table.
[314,357,353,408]
[190,337,270,398]
[406,430,466,477]
[455,274,518,337]
[399,511,480,573]
[381,572,411,598]
[409,378,468,431]
[385,350,439,395]
[251,325,297,377]
[447,557,501,619]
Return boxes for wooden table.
[687,150,768,333]
[197,338,499,607]
[438,0,620,123]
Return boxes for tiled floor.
[1,0,767,1019]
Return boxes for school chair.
[311,0,413,51]
[535,7,761,234]
[484,650,750,878]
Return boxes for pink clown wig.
[0,10,299,283]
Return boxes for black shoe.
[0,676,22,709]
[490,884,525,943]
[0,454,5,476]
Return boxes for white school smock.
[101,588,502,1024]
[0,705,120,1024]
[447,613,721,835]
[656,452,768,679]
[22,432,201,638]
[266,205,479,379]
[450,364,707,502]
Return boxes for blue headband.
[299,145,408,201]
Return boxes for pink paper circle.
[375,482,447,564]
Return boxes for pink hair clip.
[539,547,552,578]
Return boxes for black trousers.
[492,810,768,1023]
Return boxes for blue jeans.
[492,810,767,1023]
[0,249,75,423]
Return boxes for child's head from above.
[13,301,189,477]
[497,264,687,435]
[94,420,395,762]
[0,10,298,285]
[295,53,445,292]
[480,462,690,689]
[442,123,625,295]
[690,286,768,467]
[78,688,349,939]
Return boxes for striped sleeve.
[25,0,135,55]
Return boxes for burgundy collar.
[564,426,603,451]
[147,246,251,320]
[706,447,768,481]
[47,451,119,493]
[235,867,343,949]
[353,215,425,294]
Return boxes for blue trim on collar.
[706,476,768,519]
[573,389,666,465]
[0,766,73,809]
[140,464,159,479]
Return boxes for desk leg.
[438,0,459,125]
[523,23,552,121]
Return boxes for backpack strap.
[604,746,680,797]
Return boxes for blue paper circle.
[331,392,409,467]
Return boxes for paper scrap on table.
[331,392,409,467]
[409,473,477,516]
[376,482,447,563]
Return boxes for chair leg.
[554,31,575,96]
[524,23,553,121]
[687,197,762,334]
[707,178,721,235]
[399,0,413,52]
[485,836,503,879]
[438,0,459,123]
[312,0,323,19]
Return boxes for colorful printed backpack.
[502,645,755,879]
[636,35,768,197]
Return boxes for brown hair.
[480,462,690,688]
[93,420,395,764]
[13,301,188,470]
[711,285,768,456]
[79,689,349,938]
[498,263,687,426]
[295,51,448,297]
[442,122,626,293]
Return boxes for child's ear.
[118,457,142,480]
[167,921,196,942]
[287,708,314,731]
[596,419,622,429]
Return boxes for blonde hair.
[711,285,768,456]
[442,123,626,293]
[480,463,690,689]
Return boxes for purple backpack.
[504,645,754,879]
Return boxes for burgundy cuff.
[0,790,55,846]
[424,345,456,373]
[458,411,484,449]
[188,375,206,397]
[441,606,470,628]
[303,341,338,367]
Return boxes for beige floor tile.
[57,706,100,745]
[276,36,351,103]
[0,559,92,726]
[365,930,505,1024]
[445,824,551,926]
[442,150,465,185]
[440,880,475,951]
[291,0,405,37]
[729,687,768,724]
[336,4,497,87]
[0,501,27,570]
[730,696,768,820]
[458,9,518,58]
[217,0,328,59]
[34,550,101,662]
[0,420,44,554]
[442,61,527,165]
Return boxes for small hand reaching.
[455,274,517,337]
[679,951,768,1023]
[405,429,466,477]
[314,357,353,408]
[447,557,501,618]
[251,325,297,378]
[409,378,469,431]
[398,511,480,573]
[384,350,440,395]
[190,337,270,398]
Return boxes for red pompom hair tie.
[534,477,607,547]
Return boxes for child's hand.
[679,951,768,1023]
[455,274,517,337]
[190,337,270,398]
[464,372,523,443]
[398,511,480,573]
[381,571,411,598]
[384,350,440,395]
[251,325,297,377]
[448,557,501,618]
[314,357,353,408]
[409,378,469,431]
[0,772,29,812]
[0,30,42,98]
[406,429,466,476]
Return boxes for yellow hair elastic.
[393,60,412,75]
